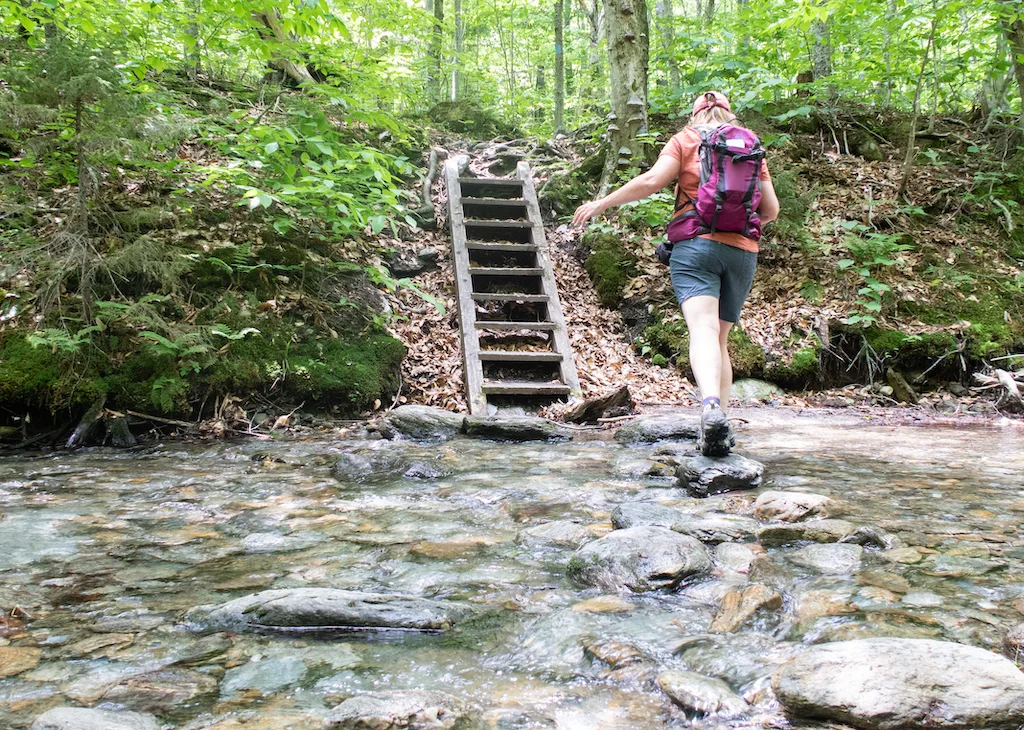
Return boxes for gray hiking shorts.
[669,237,757,323]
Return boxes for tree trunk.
[882,0,896,105]
[430,0,444,102]
[655,0,681,90]
[811,17,832,80]
[578,0,603,104]
[555,0,565,131]
[704,0,715,23]
[451,0,463,101]
[898,17,937,199]
[601,0,650,193]
[186,0,202,79]
[1002,0,1024,125]
[252,10,315,86]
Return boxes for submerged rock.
[100,668,218,713]
[1003,622,1024,660]
[186,588,465,633]
[676,454,764,498]
[614,415,700,444]
[610,502,685,530]
[671,513,759,543]
[758,519,857,546]
[462,415,570,442]
[772,638,1024,730]
[0,646,41,677]
[714,543,764,575]
[709,583,783,633]
[657,670,750,718]
[568,526,711,592]
[378,405,465,441]
[753,491,840,522]
[331,449,409,484]
[30,708,160,730]
[325,690,468,729]
[518,520,591,548]
[790,543,863,574]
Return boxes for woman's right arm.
[758,178,780,224]
[572,155,679,227]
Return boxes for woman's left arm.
[572,155,679,227]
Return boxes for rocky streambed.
[1,407,1023,729]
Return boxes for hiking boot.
[698,402,731,457]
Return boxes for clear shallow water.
[0,412,1022,729]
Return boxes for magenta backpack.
[666,124,767,244]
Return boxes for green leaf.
[370,215,387,234]
[837,259,855,269]
[265,141,279,154]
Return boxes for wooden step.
[466,242,539,252]
[475,321,557,331]
[479,350,563,362]
[481,381,572,395]
[472,293,549,303]
[462,197,529,220]
[470,266,543,276]
[464,219,532,229]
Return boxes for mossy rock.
[765,345,821,389]
[427,101,515,137]
[539,170,596,218]
[0,334,67,408]
[582,231,637,308]
[638,317,765,380]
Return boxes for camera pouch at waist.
[655,241,673,266]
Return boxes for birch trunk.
[555,0,566,131]
[601,0,650,193]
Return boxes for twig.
[596,414,637,423]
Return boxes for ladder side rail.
[445,160,488,415]
[517,161,581,399]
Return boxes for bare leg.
[719,320,734,411]
[681,296,722,400]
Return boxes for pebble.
[570,596,635,614]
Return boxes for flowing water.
[1,410,1023,729]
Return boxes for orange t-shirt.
[659,127,772,253]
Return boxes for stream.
[1,409,1023,729]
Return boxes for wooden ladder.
[445,159,581,416]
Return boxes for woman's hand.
[572,199,607,227]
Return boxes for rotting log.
[563,385,633,423]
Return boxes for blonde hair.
[689,105,735,128]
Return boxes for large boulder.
[753,491,841,522]
[185,588,465,633]
[772,638,1024,730]
[325,690,468,729]
[462,415,570,442]
[568,526,711,592]
[30,708,160,730]
[614,415,700,444]
[676,454,764,497]
[378,405,464,442]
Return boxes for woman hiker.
[572,91,780,456]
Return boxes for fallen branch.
[125,410,197,429]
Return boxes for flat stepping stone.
[568,525,711,592]
[758,519,857,546]
[30,708,160,730]
[671,513,760,543]
[462,415,570,441]
[753,490,841,522]
[185,588,465,633]
[377,405,465,441]
[614,415,699,444]
[325,690,467,729]
[676,454,764,497]
[772,638,1024,730]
